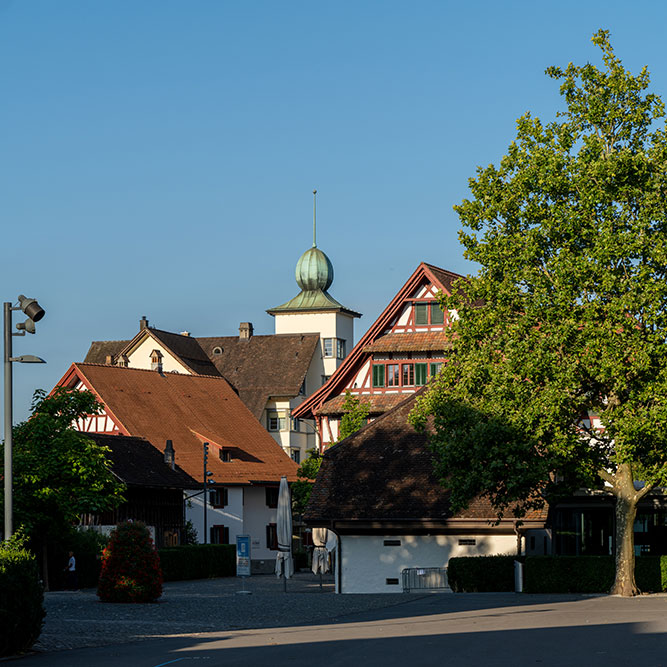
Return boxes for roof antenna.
[312,189,317,248]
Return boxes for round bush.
[0,537,45,656]
[97,521,162,603]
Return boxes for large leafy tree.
[411,31,667,596]
[1,388,125,579]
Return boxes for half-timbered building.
[55,363,299,570]
[293,262,462,446]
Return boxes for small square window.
[268,412,286,431]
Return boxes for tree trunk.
[609,463,639,597]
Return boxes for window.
[266,523,278,550]
[291,417,301,432]
[414,301,445,326]
[291,449,301,464]
[321,375,331,386]
[414,302,428,325]
[209,488,228,507]
[219,449,232,462]
[386,364,399,387]
[402,364,415,387]
[210,525,229,544]
[266,487,279,508]
[430,302,444,324]
[323,338,334,357]
[430,362,443,377]
[372,364,385,388]
[212,346,223,355]
[336,339,346,359]
[268,412,286,431]
[415,363,428,386]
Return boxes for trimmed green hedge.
[0,539,45,656]
[524,556,667,594]
[447,555,515,592]
[158,544,235,581]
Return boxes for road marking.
[152,659,184,667]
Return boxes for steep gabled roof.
[84,340,129,364]
[305,392,548,527]
[86,433,197,488]
[197,333,320,419]
[292,262,465,420]
[57,363,299,485]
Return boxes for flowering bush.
[97,521,162,603]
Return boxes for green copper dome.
[295,246,334,292]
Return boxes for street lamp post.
[3,295,46,540]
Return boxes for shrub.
[0,533,45,656]
[48,528,108,590]
[524,556,667,594]
[158,544,235,581]
[97,521,162,602]
[447,555,515,592]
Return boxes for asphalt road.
[12,576,667,667]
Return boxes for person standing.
[64,551,78,590]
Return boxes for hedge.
[158,544,236,581]
[447,555,515,592]
[0,538,45,656]
[524,556,667,594]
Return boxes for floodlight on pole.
[4,295,46,539]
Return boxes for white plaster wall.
[243,486,278,562]
[186,486,243,545]
[340,533,517,594]
[126,338,192,374]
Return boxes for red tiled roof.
[315,393,408,416]
[363,331,454,353]
[61,363,299,486]
[306,392,548,525]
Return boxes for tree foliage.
[411,31,667,596]
[2,388,125,541]
[291,449,322,516]
[337,391,370,442]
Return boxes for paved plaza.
[12,573,667,666]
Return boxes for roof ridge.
[75,362,228,381]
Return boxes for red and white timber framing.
[293,262,465,448]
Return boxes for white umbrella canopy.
[275,476,294,580]
[312,527,329,575]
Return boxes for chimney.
[105,354,114,365]
[239,322,254,340]
[164,439,175,469]
[117,354,129,368]
[140,316,149,330]
[180,331,190,337]
[150,349,163,372]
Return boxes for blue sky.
[2,0,666,420]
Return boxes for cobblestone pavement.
[35,573,421,653]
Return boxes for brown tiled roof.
[84,340,129,364]
[306,392,548,525]
[86,433,197,488]
[316,393,408,416]
[197,334,320,419]
[66,363,299,486]
[363,331,454,353]
[148,329,220,376]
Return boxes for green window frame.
[414,302,428,325]
[430,302,444,324]
[415,363,428,386]
[430,362,443,377]
[372,364,385,387]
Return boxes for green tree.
[337,390,370,442]
[291,449,322,516]
[411,31,667,597]
[1,388,125,584]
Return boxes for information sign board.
[236,534,251,577]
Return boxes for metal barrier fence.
[402,567,449,593]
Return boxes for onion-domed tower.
[267,191,361,377]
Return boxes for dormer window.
[212,346,223,355]
[219,449,232,462]
[150,349,163,372]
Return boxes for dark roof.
[64,363,299,485]
[364,331,454,353]
[197,334,320,419]
[306,392,548,525]
[84,340,129,364]
[86,433,197,488]
[147,329,220,376]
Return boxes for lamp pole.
[4,303,13,540]
[3,295,46,540]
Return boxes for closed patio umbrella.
[312,527,329,576]
[275,476,293,590]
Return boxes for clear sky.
[2,0,666,420]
